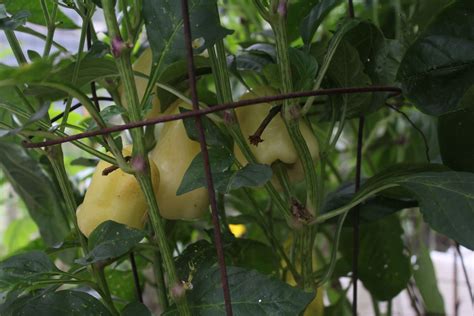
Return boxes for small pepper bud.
[111,36,127,58]
[277,0,288,18]
[170,282,186,302]
[131,155,147,174]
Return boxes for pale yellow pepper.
[149,101,210,220]
[234,86,319,185]
[77,146,160,237]
[119,47,161,118]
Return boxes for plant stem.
[46,147,118,315]
[151,249,170,310]
[41,0,59,56]
[208,37,290,220]
[4,30,27,64]
[60,6,92,132]
[101,1,190,314]
[269,8,318,216]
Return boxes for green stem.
[101,1,190,314]
[243,188,300,281]
[151,249,170,310]
[270,12,318,216]
[32,82,129,170]
[0,101,116,164]
[208,33,290,220]
[4,30,27,64]
[60,7,92,132]
[47,148,118,315]
[312,184,397,224]
[41,0,59,56]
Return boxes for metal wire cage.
[20,0,404,315]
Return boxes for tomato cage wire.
[20,0,400,315]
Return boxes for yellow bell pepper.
[149,101,210,220]
[77,146,160,237]
[119,47,161,118]
[234,86,319,185]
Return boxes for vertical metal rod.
[352,116,364,316]
[347,1,362,315]
[453,244,459,316]
[129,252,143,303]
[179,0,233,315]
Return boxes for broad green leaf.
[342,215,411,301]
[4,290,111,316]
[234,51,273,72]
[76,221,145,265]
[0,4,29,30]
[289,48,318,91]
[322,181,417,224]
[398,0,474,115]
[287,0,319,42]
[0,142,70,247]
[25,56,118,100]
[226,163,272,192]
[438,107,474,172]
[177,146,234,195]
[317,40,372,117]
[156,56,211,111]
[142,0,232,76]
[0,251,56,291]
[344,164,474,250]
[413,244,445,315]
[181,108,232,148]
[301,0,343,45]
[121,302,152,316]
[166,266,314,315]
[4,0,77,29]
[2,217,38,255]
[175,238,279,280]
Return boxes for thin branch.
[456,243,474,305]
[249,105,282,146]
[385,103,431,162]
[23,86,401,148]
[51,97,113,123]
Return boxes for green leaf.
[156,56,211,111]
[4,0,77,29]
[286,0,319,42]
[166,266,314,315]
[322,182,417,224]
[342,215,411,301]
[301,0,343,45]
[438,107,474,172]
[398,0,474,115]
[25,56,119,100]
[0,251,56,291]
[76,221,145,265]
[289,48,318,91]
[226,163,272,192]
[350,164,474,250]
[142,0,232,76]
[121,302,151,316]
[413,244,445,315]
[3,217,38,255]
[0,142,70,247]
[319,39,372,117]
[177,146,234,195]
[4,290,111,316]
[0,4,29,30]
[181,108,232,148]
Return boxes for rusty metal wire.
[180,0,233,314]
[22,86,401,149]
